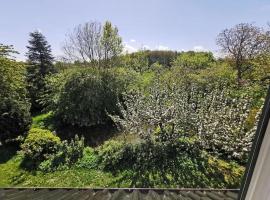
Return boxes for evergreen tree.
[26,31,55,112]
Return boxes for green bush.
[97,140,126,171]
[75,147,98,169]
[21,128,85,171]
[21,128,60,168]
[44,68,124,127]
[0,58,31,143]
[39,135,85,172]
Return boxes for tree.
[121,50,149,72]
[0,44,18,58]
[217,23,270,85]
[110,80,257,162]
[101,21,123,67]
[26,31,55,111]
[146,50,178,67]
[63,21,123,68]
[63,21,102,63]
[0,55,31,143]
[172,51,215,70]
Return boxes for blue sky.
[1,0,270,60]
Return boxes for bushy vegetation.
[21,128,61,168]
[42,68,126,127]
[21,128,84,172]
[97,139,244,188]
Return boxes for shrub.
[21,128,60,168]
[39,135,85,172]
[97,140,126,171]
[75,147,98,169]
[0,58,31,143]
[43,68,123,127]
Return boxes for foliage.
[101,21,123,67]
[173,51,215,70]
[146,50,178,67]
[111,80,259,162]
[0,43,18,58]
[21,128,60,168]
[63,20,123,68]
[217,23,270,84]
[0,57,31,143]
[52,69,118,126]
[97,139,244,188]
[97,140,125,171]
[31,112,54,130]
[75,147,98,169]
[21,128,85,172]
[26,31,55,111]
[120,50,149,72]
[39,135,84,172]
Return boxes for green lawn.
[0,153,130,187]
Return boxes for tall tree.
[26,31,55,112]
[63,21,102,63]
[216,23,270,85]
[101,21,123,67]
[63,21,123,68]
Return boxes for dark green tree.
[26,31,55,112]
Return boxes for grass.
[0,153,130,187]
[31,112,55,130]
[0,145,245,188]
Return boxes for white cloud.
[193,45,208,52]
[130,39,136,43]
[156,45,170,51]
[123,43,137,53]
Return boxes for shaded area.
[55,124,118,147]
[0,188,239,200]
[31,112,118,147]
[0,144,18,164]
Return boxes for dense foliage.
[21,128,84,171]
[43,68,124,127]
[21,128,61,168]
[97,139,244,188]
[111,80,260,163]
[0,57,31,143]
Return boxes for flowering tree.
[110,81,260,161]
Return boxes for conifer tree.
[26,31,55,112]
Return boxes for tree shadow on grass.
[0,143,19,164]
[55,123,118,147]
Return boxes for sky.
[1,0,270,60]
